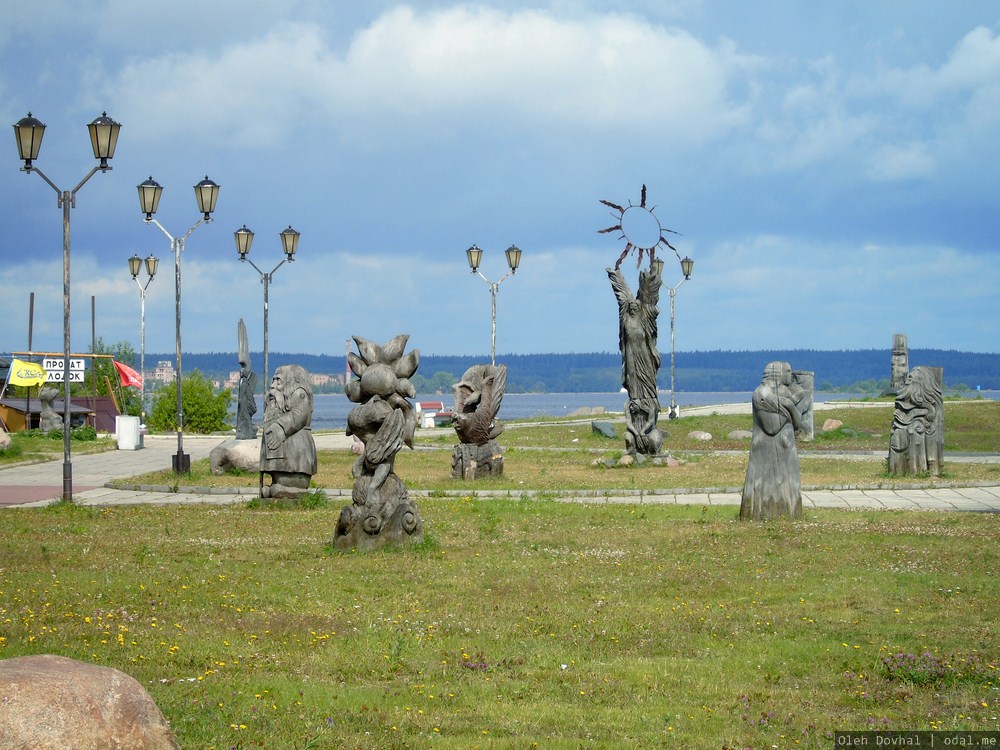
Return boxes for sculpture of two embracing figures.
[740,361,809,521]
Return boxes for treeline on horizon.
[147,348,999,394]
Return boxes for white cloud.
[866,141,936,182]
[102,7,752,150]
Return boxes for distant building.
[150,360,175,384]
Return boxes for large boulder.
[210,437,260,475]
[0,654,180,750]
[0,428,11,451]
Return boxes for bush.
[0,441,23,459]
[73,425,98,441]
[147,370,232,434]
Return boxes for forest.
[144,348,999,394]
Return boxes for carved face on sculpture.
[899,367,938,407]
[266,364,311,414]
[764,361,791,387]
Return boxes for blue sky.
[1,1,998,361]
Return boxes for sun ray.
[640,184,647,208]
[598,224,622,234]
[614,242,633,270]
[600,198,625,213]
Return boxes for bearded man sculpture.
[334,335,423,551]
[259,364,317,498]
[888,366,943,477]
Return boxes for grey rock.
[210,437,260,475]
[0,654,180,750]
[0,428,10,451]
[728,429,753,440]
[821,418,843,432]
[688,430,713,441]
[591,421,617,439]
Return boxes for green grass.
[0,501,996,748]
[0,429,116,464]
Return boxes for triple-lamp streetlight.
[137,175,220,473]
[128,253,159,424]
[13,111,121,502]
[653,254,694,419]
[465,244,522,366]
[234,224,301,386]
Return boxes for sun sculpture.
[334,334,424,551]
[599,184,682,270]
[599,185,682,457]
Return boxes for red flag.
[113,360,143,388]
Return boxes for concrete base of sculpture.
[260,471,314,499]
[334,471,423,551]
[0,654,180,750]
[451,441,504,479]
[209,437,260,475]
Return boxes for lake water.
[250,390,998,431]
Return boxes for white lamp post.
[234,224,300,386]
[13,111,121,501]
[128,254,159,423]
[466,244,522,366]
[666,256,694,419]
[137,175,220,473]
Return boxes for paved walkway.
[2,431,999,512]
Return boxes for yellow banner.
[9,359,47,387]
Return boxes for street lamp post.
[128,254,159,423]
[12,111,121,501]
[137,175,220,473]
[465,244,522,366]
[665,255,694,419]
[234,224,300,386]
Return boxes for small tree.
[147,370,232,434]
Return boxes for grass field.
[0,501,996,748]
